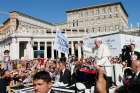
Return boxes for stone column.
[25,41,33,60]
[71,41,74,55]
[78,41,82,60]
[38,42,40,51]
[10,38,19,60]
[16,41,19,60]
[44,42,47,58]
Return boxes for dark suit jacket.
[134,51,140,60]
[122,51,131,67]
[50,90,55,93]
[122,51,140,67]
[121,49,130,62]
[0,78,8,93]
[59,69,71,85]
[134,72,140,81]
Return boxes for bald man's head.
[132,60,140,73]
[95,38,102,48]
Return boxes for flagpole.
[54,28,69,60]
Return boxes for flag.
[54,30,69,54]
[83,37,93,53]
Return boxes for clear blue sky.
[0,0,140,26]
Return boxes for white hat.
[76,82,86,90]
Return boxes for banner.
[54,30,69,54]
[83,37,93,53]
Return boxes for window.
[115,25,119,30]
[66,29,71,32]
[72,20,78,27]
[85,11,89,16]
[98,27,101,32]
[73,20,75,27]
[80,12,83,17]
[33,42,38,50]
[104,26,107,32]
[97,16,100,19]
[108,7,112,13]
[46,30,51,33]
[102,8,106,14]
[115,14,118,18]
[40,42,45,50]
[96,8,99,15]
[86,28,88,33]
[91,10,94,16]
[79,29,84,32]
[76,20,78,26]
[109,14,112,18]
[91,18,94,21]
[72,29,77,32]
[114,6,118,12]
[92,28,95,32]
[110,26,113,31]
[102,15,106,19]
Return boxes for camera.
[122,45,131,53]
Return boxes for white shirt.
[93,44,112,77]
[93,44,111,66]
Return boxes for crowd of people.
[0,38,140,93]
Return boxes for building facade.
[0,2,129,60]
[66,2,128,32]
